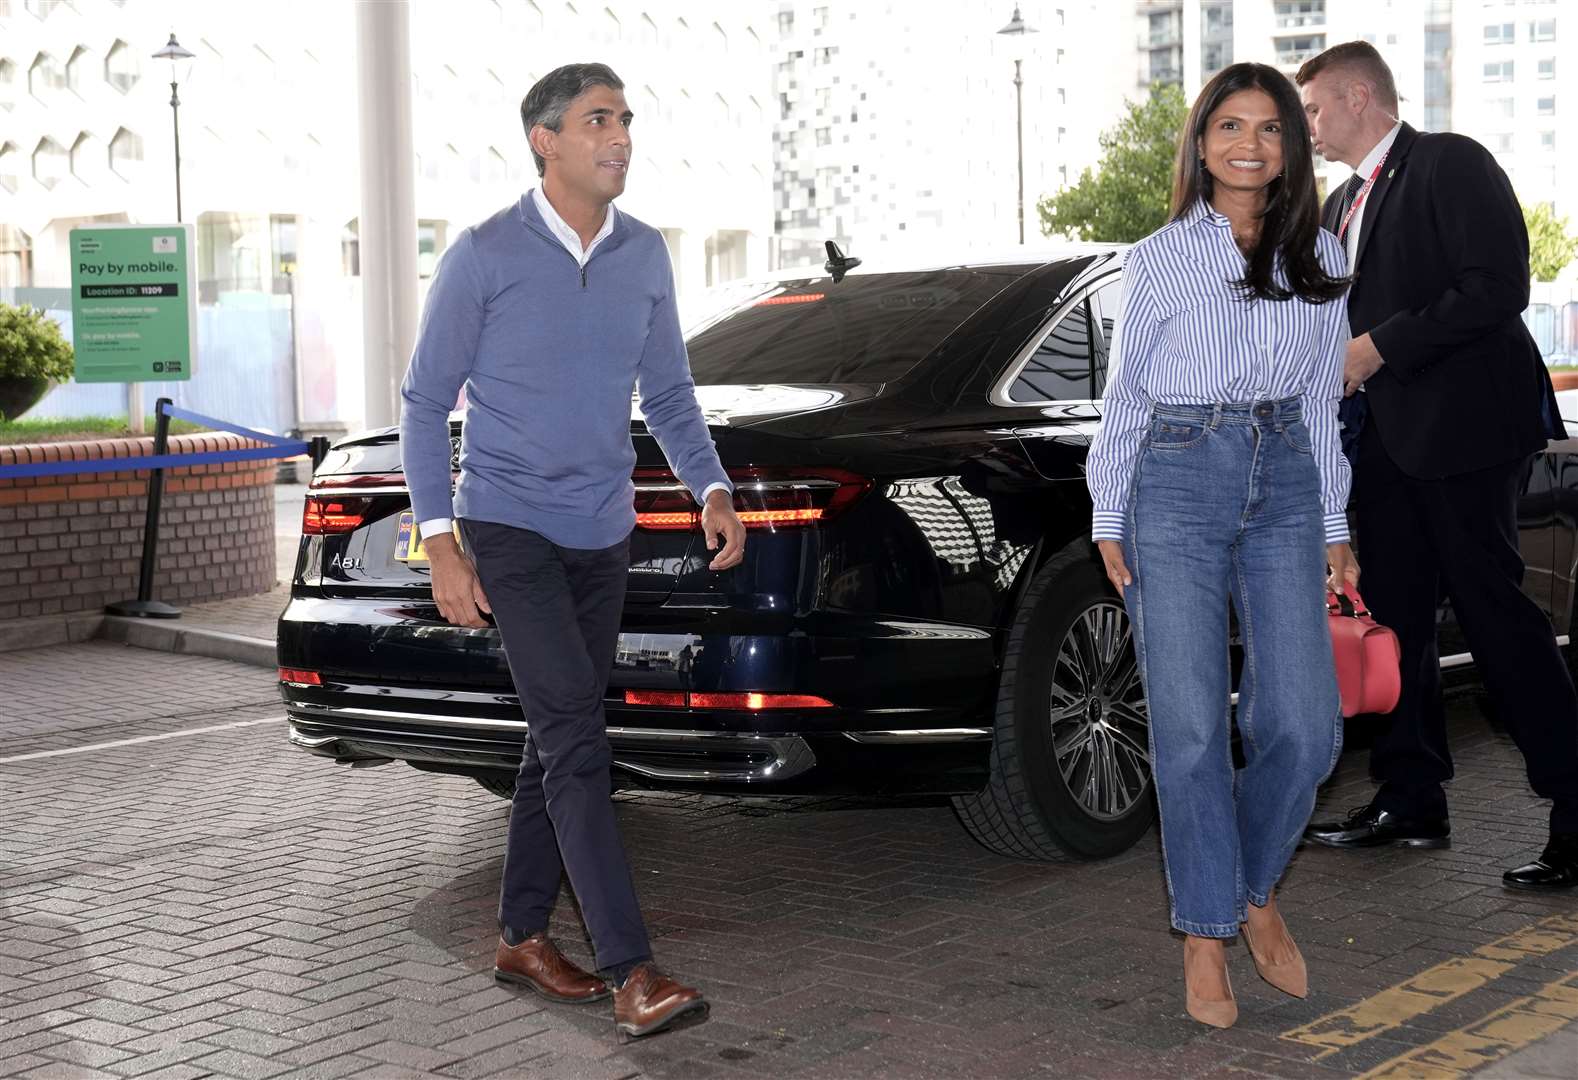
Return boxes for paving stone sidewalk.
[2,643,1576,1079]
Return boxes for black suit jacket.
[1324,122,1564,479]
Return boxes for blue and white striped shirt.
[1088,200,1353,544]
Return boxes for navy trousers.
[1353,423,1578,833]
[461,518,652,972]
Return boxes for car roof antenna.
[824,240,861,284]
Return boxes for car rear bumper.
[278,595,999,794]
[281,678,993,795]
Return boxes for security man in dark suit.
[1296,41,1578,889]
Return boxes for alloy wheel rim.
[1047,601,1152,822]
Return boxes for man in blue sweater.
[399,63,743,1040]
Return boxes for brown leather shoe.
[613,962,709,1040]
[493,935,610,1003]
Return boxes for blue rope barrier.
[0,402,311,480]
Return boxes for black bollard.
[106,396,182,618]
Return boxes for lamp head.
[152,32,195,85]
[996,5,1037,36]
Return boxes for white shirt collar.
[530,187,617,267]
[1354,122,1403,181]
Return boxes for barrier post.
[309,436,331,473]
[106,397,182,619]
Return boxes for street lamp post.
[997,6,1038,244]
[152,33,195,223]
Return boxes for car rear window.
[682,270,1020,386]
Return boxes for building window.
[108,126,142,178]
[1488,132,1513,153]
[270,214,298,293]
[69,132,104,182]
[25,0,64,18]
[0,142,20,194]
[1530,19,1556,42]
[28,52,65,99]
[1484,60,1514,82]
[65,46,91,95]
[1274,1,1325,30]
[1540,130,1556,151]
[1484,22,1514,44]
[342,219,359,276]
[104,39,138,93]
[417,220,447,278]
[31,136,66,189]
[484,147,507,185]
[1538,57,1556,79]
[196,212,272,300]
[0,59,15,111]
[1274,34,1326,66]
[0,224,31,288]
[815,127,831,147]
[1492,96,1515,118]
[1537,95,1556,115]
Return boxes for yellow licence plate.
[394,512,460,562]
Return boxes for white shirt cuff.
[418,517,454,541]
[700,482,732,505]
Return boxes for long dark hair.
[1171,63,1348,303]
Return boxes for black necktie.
[1339,172,1365,223]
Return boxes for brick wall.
[0,434,277,621]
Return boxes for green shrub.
[0,303,75,382]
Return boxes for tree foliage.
[1037,83,1189,243]
[1524,201,1578,283]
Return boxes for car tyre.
[952,547,1156,861]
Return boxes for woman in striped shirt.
[1086,62,1357,1029]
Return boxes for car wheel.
[952,547,1156,861]
[474,773,515,800]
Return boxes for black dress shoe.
[1305,805,1451,849]
[1503,833,1578,891]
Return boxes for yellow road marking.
[1280,912,1578,1058]
[1360,969,1578,1078]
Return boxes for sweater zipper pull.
[580,264,587,289]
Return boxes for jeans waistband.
[1151,396,1303,429]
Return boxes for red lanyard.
[1338,151,1389,240]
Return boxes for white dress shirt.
[418,188,728,543]
[1343,122,1402,267]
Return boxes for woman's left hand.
[1327,542,1360,594]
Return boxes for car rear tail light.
[633,467,869,531]
[624,690,834,709]
[278,668,322,685]
[302,496,374,534]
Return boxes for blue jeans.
[1123,398,1342,938]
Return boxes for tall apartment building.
[1451,0,1572,216]
[1123,0,1565,214]
[0,0,775,431]
[1124,0,1573,214]
[770,1,1128,264]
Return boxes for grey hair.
[520,63,625,177]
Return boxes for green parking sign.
[69,224,197,383]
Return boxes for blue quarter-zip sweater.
[398,194,731,550]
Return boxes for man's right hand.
[426,534,492,628]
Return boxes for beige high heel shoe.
[1183,939,1238,1029]
[1241,915,1309,999]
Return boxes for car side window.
[1087,275,1123,399]
[1006,298,1096,403]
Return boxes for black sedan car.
[278,245,1578,864]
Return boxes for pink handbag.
[1327,587,1402,717]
